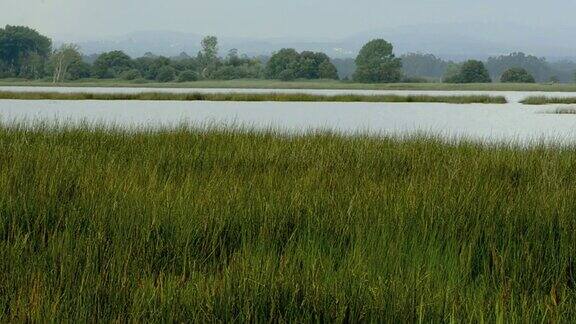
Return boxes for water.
[1,96,575,144]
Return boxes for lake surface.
[1,96,575,144]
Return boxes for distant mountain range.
[58,22,576,62]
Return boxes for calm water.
[1,97,575,144]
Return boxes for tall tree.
[50,44,82,83]
[0,25,51,77]
[92,51,133,78]
[198,36,219,78]
[353,39,402,83]
[265,48,300,79]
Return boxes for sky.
[3,0,576,40]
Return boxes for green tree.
[444,60,491,83]
[134,56,171,80]
[353,39,402,83]
[298,51,338,79]
[0,25,52,78]
[265,48,300,79]
[318,61,339,79]
[93,51,133,78]
[500,67,535,83]
[265,49,336,80]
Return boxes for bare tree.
[51,44,81,83]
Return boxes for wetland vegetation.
[1,125,576,321]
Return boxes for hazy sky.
[2,0,575,39]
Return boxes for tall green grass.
[0,91,507,103]
[1,125,576,321]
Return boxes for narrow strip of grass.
[1,124,576,322]
[1,78,575,92]
[545,107,576,114]
[0,91,508,104]
[522,96,576,105]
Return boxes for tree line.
[1,25,576,84]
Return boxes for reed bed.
[545,107,576,114]
[1,125,575,322]
[0,91,508,104]
[522,96,576,105]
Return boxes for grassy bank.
[0,91,508,104]
[522,96,576,105]
[1,78,576,92]
[1,125,576,321]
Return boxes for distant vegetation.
[521,96,576,105]
[265,49,339,81]
[547,107,576,114]
[400,53,450,81]
[1,25,576,85]
[0,91,507,104]
[443,60,492,83]
[500,67,535,83]
[3,125,576,321]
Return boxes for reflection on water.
[0,99,575,144]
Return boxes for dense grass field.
[1,78,576,92]
[2,125,576,321]
[0,91,508,104]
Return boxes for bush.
[156,66,176,82]
[120,69,142,81]
[177,70,199,82]
[500,68,535,83]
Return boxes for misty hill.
[64,22,576,62]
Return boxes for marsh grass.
[522,96,576,105]
[2,78,576,92]
[0,91,508,104]
[1,124,576,322]
[544,107,576,114]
